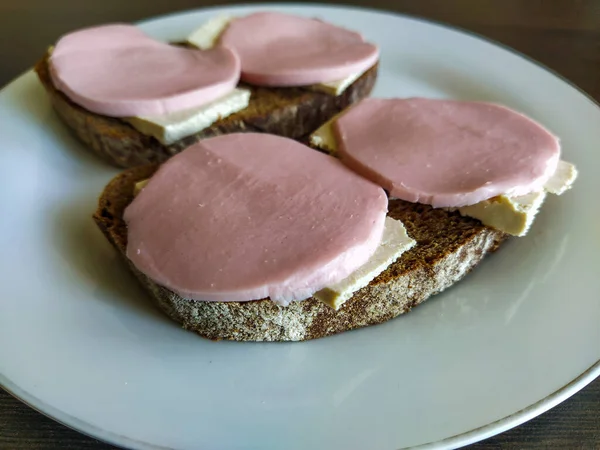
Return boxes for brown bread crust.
[35,54,378,168]
[93,165,508,342]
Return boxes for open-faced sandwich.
[310,98,577,237]
[36,12,379,168]
[93,96,577,342]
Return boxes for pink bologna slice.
[334,98,561,208]
[50,24,240,117]
[219,12,379,86]
[124,133,388,306]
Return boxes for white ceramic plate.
[1,4,599,450]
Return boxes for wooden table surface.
[1,0,599,448]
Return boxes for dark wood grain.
[1,0,599,448]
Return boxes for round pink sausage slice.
[124,133,388,305]
[219,12,379,86]
[334,98,561,208]
[50,24,240,117]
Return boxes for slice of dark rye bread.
[35,52,378,168]
[93,164,508,342]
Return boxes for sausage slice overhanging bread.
[36,12,379,168]
[310,98,577,237]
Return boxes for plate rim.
[3,361,599,450]
[1,3,599,449]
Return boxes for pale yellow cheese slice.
[457,191,547,237]
[305,69,369,96]
[126,88,250,145]
[133,179,149,196]
[543,160,578,195]
[314,217,415,309]
[187,14,235,50]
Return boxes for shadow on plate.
[12,72,114,171]
[51,194,176,328]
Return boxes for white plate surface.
[1,4,599,450]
